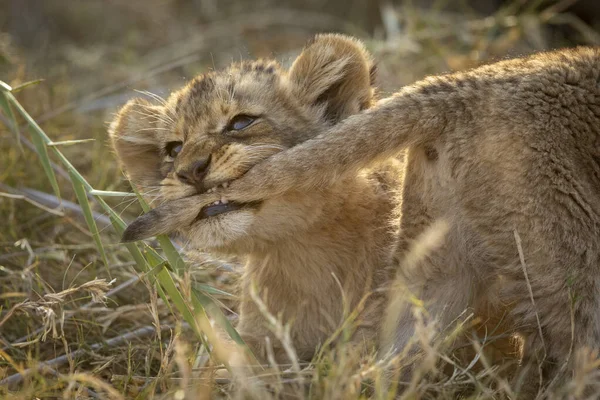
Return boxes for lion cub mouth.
[195,182,260,220]
[121,192,261,242]
[196,200,260,220]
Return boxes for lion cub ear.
[109,98,165,190]
[288,33,375,123]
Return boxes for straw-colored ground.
[1,1,599,398]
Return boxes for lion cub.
[110,35,402,362]
[192,45,600,395]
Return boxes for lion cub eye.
[227,115,256,131]
[165,141,183,159]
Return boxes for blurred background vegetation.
[0,1,599,398]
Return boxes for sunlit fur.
[110,34,403,362]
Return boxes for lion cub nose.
[177,156,211,187]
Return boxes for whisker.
[180,238,193,253]
[139,188,162,196]
[247,144,286,151]
[112,192,143,209]
[228,80,237,104]
[117,135,157,145]
[119,197,141,211]
[133,127,172,133]
[131,108,175,127]
[135,89,168,105]
[148,196,163,206]
[112,187,162,209]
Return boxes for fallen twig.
[0,323,177,388]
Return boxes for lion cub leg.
[382,227,478,382]
[504,266,600,398]
[381,162,480,379]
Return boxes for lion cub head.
[111,34,375,252]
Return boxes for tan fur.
[205,44,600,396]
[110,34,402,362]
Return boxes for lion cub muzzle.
[173,153,261,221]
[176,156,211,190]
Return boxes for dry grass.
[1,1,599,398]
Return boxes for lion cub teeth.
[205,182,228,194]
[206,183,228,193]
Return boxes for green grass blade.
[155,236,257,363]
[157,236,186,275]
[108,214,173,316]
[134,191,152,213]
[105,207,212,351]
[191,289,245,348]
[47,138,96,146]
[193,283,233,297]
[69,170,109,271]
[135,191,185,273]
[2,91,60,198]
[0,80,11,92]
[0,92,23,152]
[191,289,261,367]
[11,79,44,93]
[4,91,86,189]
[89,190,136,197]
[134,190,256,361]
[144,249,213,348]
[29,126,61,201]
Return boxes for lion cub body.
[214,45,600,395]
[111,35,402,362]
